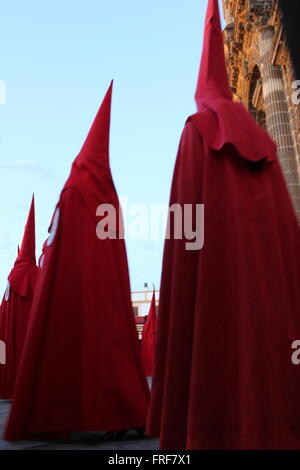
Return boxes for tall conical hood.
[141,290,157,377]
[19,195,36,263]
[75,81,113,171]
[146,291,156,333]
[63,81,117,216]
[190,0,276,163]
[195,0,232,110]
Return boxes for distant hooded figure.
[0,196,38,399]
[279,0,300,80]
[5,82,149,441]
[146,0,300,450]
[141,290,156,377]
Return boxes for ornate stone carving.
[222,0,300,221]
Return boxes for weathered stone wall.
[222,0,300,220]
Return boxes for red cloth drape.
[146,0,300,449]
[5,83,149,441]
[146,116,300,450]
[0,196,38,399]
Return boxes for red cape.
[146,117,300,450]
[0,196,38,399]
[5,83,149,440]
[146,0,300,450]
[141,291,156,377]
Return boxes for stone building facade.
[222,0,300,220]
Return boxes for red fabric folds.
[0,196,38,399]
[147,117,300,450]
[146,0,300,450]
[5,82,149,440]
[141,291,157,377]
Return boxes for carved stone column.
[259,25,300,221]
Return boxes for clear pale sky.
[0,0,223,294]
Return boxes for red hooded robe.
[5,82,149,440]
[141,291,156,377]
[146,0,300,450]
[0,195,38,399]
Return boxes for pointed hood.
[145,291,157,335]
[141,290,157,377]
[8,195,38,298]
[74,80,113,172]
[63,81,117,213]
[195,0,231,110]
[19,195,36,263]
[189,0,276,163]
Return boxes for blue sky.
[0,0,222,294]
